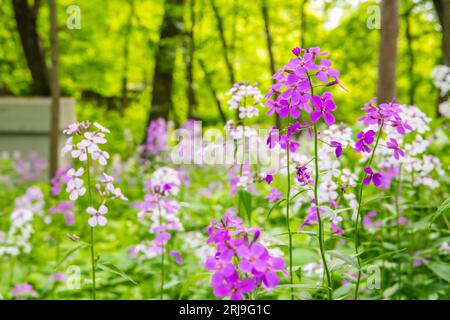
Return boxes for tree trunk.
[210,0,235,86]
[185,0,197,119]
[404,5,415,105]
[12,0,50,96]
[261,0,281,128]
[377,0,399,103]
[49,0,60,179]
[121,0,135,113]
[433,0,450,115]
[198,58,227,124]
[145,0,185,137]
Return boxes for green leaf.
[238,189,252,223]
[54,242,90,270]
[326,250,360,271]
[266,198,286,219]
[97,261,138,285]
[179,273,211,299]
[426,261,450,282]
[431,197,450,224]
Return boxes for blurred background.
[0,0,448,173]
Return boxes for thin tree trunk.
[12,0,50,95]
[433,0,450,115]
[377,0,399,103]
[210,0,235,85]
[145,0,185,140]
[404,6,415,106]
[261,0,281,128]
[185,0,197,119]
[199,58,227,124]
[121,0,135,113]
[49,0,60,179]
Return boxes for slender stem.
[313,122,332,300]
[307,72,332,299]
[86,151,96,300]
[395,165,402,298]
[285,137,294,300]
[354,120,384,300]
[159,205,165,300]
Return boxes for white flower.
[71,142,88,161]
[61,137,74,156]
[66,168,86,200]
[101,173,115,193]
[90,146,110,166]
[94,122,110,133]
[87,205,108,227]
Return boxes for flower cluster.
[354,98,412,187]
[227,82,263,119]
[359,104,444,190]
[11,283,37,300]
[265,46,344,125]
[0,187,44,256]
[205,211,288,300]
[61,121,127,227]
[14,151,46,182]
[130,167,183,262]
[142,118,169,158]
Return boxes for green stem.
[306,72,332,299]
[313,122,333,300]
[86,151,96,300]
[159,206,165,300]
[354,120,384,300]
[395,165,402,298]
[286,137,294,300]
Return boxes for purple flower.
[355,130,376,153]
[363,167,382,187]
[237,242,269,273]
[265,174,273,185]
[330,140,342,158]
[211,273,256,300]
[316,59,339,83]
[310,93,336,125]
[49,201,75,226]
[390,117,412,135]
[386,138,405,160]
[265,188,283,202]
[292,47,301,56]
[296,166,313,185]
[170,250,183,265]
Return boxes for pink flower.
[170,250,183,265]
[11,283,37,300]
[87,204,108,227]
[265,188,283,202]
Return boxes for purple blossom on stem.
[330,141,342,158]
[386,138,405,160]
[355,130,376,153]
[170,250,183,265]
[363,167,382,187]
[310,93,336,125]
[265,188,283,202]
